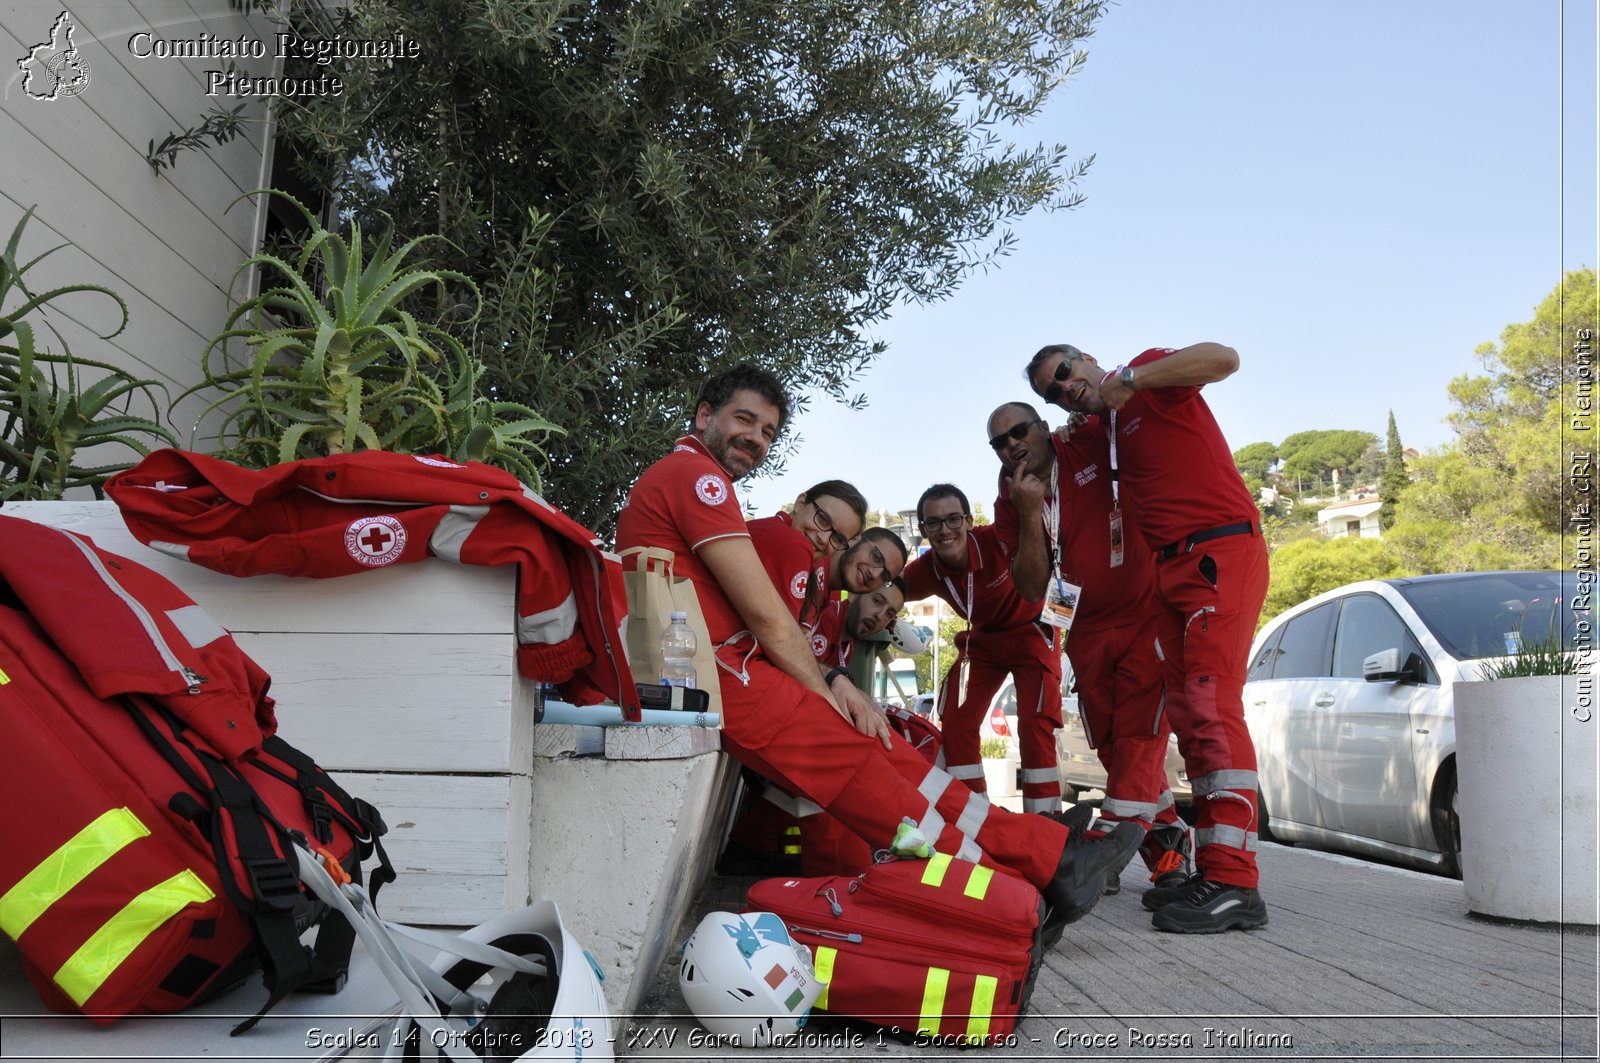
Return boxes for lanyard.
[1107,412,1121,507]
[937,534,977,619]
[1041,457,1063,579]
[941,569,975,621]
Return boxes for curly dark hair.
[694,363,792,431]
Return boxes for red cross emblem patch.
[810,631,828,657]
[789,571,809,600]
[694,474,729,506]
[344,515,408,567]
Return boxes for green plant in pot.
[183,191,560,485]
[0,208,177,500]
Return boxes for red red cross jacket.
[0,514,276,761]
[105,450,638,714]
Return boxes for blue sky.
[743,0,1598,520]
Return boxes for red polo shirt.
[900,525,1041,634]
[1112,348,1259,549]
[748,512,827,622]
[994,423,1153,634]
[615,435,749,643]
[806,599,854,669]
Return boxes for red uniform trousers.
[1153,533,1270,889]
[1069,616,1182,824]
[937,628,1063,813]
[1067,616,1184,873]
[716,649,1066,890]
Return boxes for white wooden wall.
[0,1,279,441]
[8,501,535,926]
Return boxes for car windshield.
[1393,571,1592,660]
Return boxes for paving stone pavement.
[625,841,1598,1063]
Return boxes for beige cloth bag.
[619,546,723,718]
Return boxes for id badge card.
[1040,577,1082,633]
[1109,505,1125,568]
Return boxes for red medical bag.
[744,854,1045,1046]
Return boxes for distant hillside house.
[1317,495,1383,539]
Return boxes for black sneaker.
[1140,871,1203,911]
[1038,803,1095,839]
[1150,877,1269,934]
[1040,821,1142,947]
[1097,822,1142,895]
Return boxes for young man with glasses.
[825,526,908,598]
[899,482,1065,815]
[1023,342,1269,935]
[989,402,1192,902]
[617,364,1140,944]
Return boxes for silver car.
[1244,570,1587,876]
[1054,658,1192,808]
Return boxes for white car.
[1244,570,1585,876]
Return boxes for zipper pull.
[816,886,843,917]
[182,668,207,694]
[790,925,863,944]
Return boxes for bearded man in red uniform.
[617,364,1140,942]
[900,484,1064,815]
[1027,342,1269,935]
[989,404,1191,899]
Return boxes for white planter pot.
[1456,675,1598,925]
[982,756,1019,799]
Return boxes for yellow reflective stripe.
[919,966,950,1037]
[54,870,215,1006]
[966,974,997,1043]
[813,946,836,1009]
[963,864,994,901]
[0,666,10,684]
[920,852,952,888]
[0,808,149,939]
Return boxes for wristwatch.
[1118,364,1138,391]
[825,667,850,687]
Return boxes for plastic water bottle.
[659,612,698,691]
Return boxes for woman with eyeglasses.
[746,480,868,626]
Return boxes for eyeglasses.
[988,420,1041,452]
[809,503,852,552]
[919,514,969,532]
[1041,359,1076,405]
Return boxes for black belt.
[1158,520,1259,560]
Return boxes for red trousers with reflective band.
[716,654,1066,890]
[937,628,1063,813]
[1068,615,1183,840]
[1153,534,1269,889]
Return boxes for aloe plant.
[183,191,562,486]
[0,208,177,500]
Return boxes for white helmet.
[420,899,614,1061]
[887,618,929,655]
[679,911,824,1048]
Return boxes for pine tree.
[1379,410,1407,530]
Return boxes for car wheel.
[1256,790,1279,844]
[1435,770,1462,879]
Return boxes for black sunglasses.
[1042,360,1076,405]
[988,420,1041,451]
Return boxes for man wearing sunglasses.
[618,363,1141,944]
[990,403,1192,903]
[899,483,1065,815]
[1022,342,1269,936]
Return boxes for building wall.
[1,1,279,441]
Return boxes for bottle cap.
[669,611,689,622]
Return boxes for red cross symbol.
[360,526,393,553]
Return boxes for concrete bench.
[2,501,739,1019]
